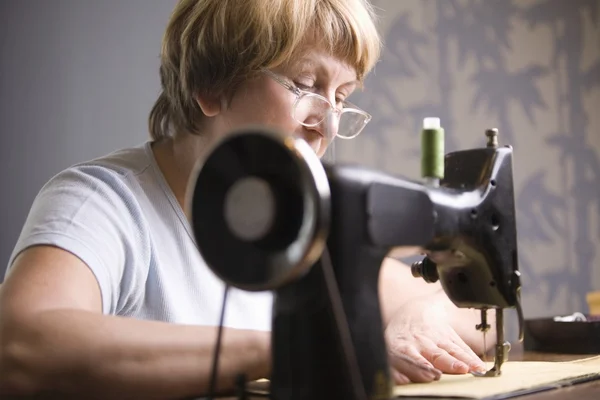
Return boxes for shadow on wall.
[340,0,600,332]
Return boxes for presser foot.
[471,340,511,377]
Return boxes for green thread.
[421,124,445,180]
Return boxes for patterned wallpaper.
[338,0,600,326]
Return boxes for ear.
[195,94,221,117]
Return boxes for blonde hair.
[149,0,382,140]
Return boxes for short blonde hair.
[149,0,382,140]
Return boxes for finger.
[389,346,443,383]
[420,344,469,374]
[391,369,411,385]
[441,340,487,373]
[444,330,488,373]
[448,329,487,362]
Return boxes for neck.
[152,132,215,212]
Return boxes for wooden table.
[222,345,600,400]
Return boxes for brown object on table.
[587,291,600,315]
[523,315,600,354]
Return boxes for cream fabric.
[393,356,600,399]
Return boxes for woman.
[0,0,491,398]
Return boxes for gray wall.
[0,0,177,267]
[339,0,600,327]
[1,1,599,329]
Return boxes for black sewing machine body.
[189,128,523,400]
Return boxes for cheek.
[228,91,299,135]
[254,97,299,135]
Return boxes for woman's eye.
[336,95,347,105]
[294,81,314,90]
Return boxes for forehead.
[282,46,358,81]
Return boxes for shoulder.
[28,142,161,247]
[53,142,153,191]
[38,142,155,213]
[80,142,154,177]
[7,142,158,313]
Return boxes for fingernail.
[452,361,468,371]
[473,365,487,373]
[420,366,442,380]
[471,362,487,372]
[429,368,443,380]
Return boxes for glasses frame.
[261,69,372,140]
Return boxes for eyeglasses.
[262,69,371,140]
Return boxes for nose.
[297,113,339,158]
[304,110,340,141]
[295,92,340,139]
[323,111,340,140]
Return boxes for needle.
[483,331,487,363]
[476,308,490,363]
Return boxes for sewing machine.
[188,122,525,400]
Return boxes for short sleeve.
[6,165,150,315]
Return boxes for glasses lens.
[293,93,369,139]
[292,93,330,127]
[337,111,369,139]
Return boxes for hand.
[384,297,487,385]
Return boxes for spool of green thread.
[420,117,445,182]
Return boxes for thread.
[421,118,445,181]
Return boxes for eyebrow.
[293,57,359,88]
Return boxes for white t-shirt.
[6,142,274,331]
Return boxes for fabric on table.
[393,356,600,399]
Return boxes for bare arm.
[378,256,496,356]
[0,246,270,399]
